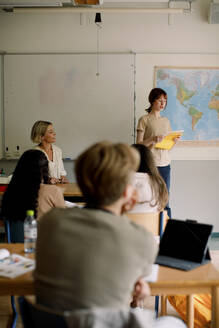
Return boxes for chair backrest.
[4,219,24,243]
[126,211,168,237]
[18,296,68,328]
[18,296,156,328]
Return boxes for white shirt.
[35,144,67,179]
[129,172,158,213]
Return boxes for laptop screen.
[159,219,213,263]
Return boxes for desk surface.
[0,183,82,198]
[57,182,82,197]
[0,243,219,296]
[0,244,219,328]
[0,244,34,295]
[151,250,219,295]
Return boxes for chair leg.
[10,296,18,328]
[155,295,159,317]
[161,295,167,315]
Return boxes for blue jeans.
[157,165,172,218]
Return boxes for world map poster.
[154,67,219,146]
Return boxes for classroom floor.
[0,235,219,327]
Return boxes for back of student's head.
[1,149,49,221]
[31,120,52,143]
[132,144,168,211]
[75,141,139,207]
[131,144,156,175]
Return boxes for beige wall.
[0,0,218,53]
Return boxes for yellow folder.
[155,130,184,150]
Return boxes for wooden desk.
[0,182,84,201]
[57,182,84,202]
[0,244,35,296]
[0,244,219,328]
[57,182,82,197]
[150,250,219,328]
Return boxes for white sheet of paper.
[143,264,159,282]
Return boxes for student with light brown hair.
[35,141,157,310]
[35,141,186,328]
[31,120,68,184]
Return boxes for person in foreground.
[31,120,68,184]
[1,149,65,241]
[129,144,168,214]
[35,141,186,328]
[136,88,180,218]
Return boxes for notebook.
[155,130,184,150]
[155,219,213,271]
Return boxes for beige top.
[37,184,65,219]
[137,114,172,167]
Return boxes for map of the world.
[155,67,219,142]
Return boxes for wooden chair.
[126,210,169,316]
[126,210,169,237]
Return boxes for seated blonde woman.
[31,120,68,184]
[128,144,168,214]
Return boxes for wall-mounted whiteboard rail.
[4,53,135,159]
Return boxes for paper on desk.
[143,264,159,282]
[65,201,83,208]
[0,253,35,278]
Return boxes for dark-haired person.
[136,88,179,218]
[1,150,65,242]
[129,144,168,214]
[31,120,68,184]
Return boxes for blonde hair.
[75,141,140,207]
[31,120,52,144]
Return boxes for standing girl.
[136,88,178,218]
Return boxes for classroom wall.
[0,0,219,230]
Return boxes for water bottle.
[24,210,37,253]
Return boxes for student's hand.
[60,176,69,184]
[50,177,60,185]
[121,188,138,213]
[153,135,164,144]
[130,278,151,308]
[173,136,181,144]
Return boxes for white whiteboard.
[4,54,135,159]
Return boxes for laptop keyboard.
[156,255,201,271]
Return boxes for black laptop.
[155,219,213,271]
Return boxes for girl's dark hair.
[1,150,49,221]
[132,144,168,211]
[146,88,167,113]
